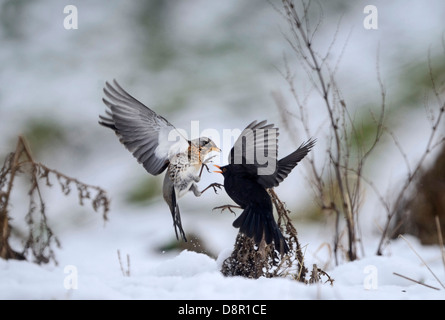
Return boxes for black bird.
[99,80,221,242]
[214,120,315,254]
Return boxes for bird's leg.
[212,204,241,215]
[189,182,222,197]
[200,183,223,195]
[190,183,202,197]
[198,164,208,178]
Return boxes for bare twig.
[376,53,445,255]
[117,250,131,277]
[278,0,388,263]
[393,272,440,291]
[398,235,445,290]
[435,216,445,274]
[278,0,444,263]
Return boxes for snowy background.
[0,0,444,300]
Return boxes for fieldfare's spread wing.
[256,138,316,188]
[99,80,188,175]
[228,120,278,167]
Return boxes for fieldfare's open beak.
[213,164,223,174]
[211,146,221,153]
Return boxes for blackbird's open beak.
[213,164,223,174]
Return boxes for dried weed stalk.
[0,136,110,264]
[221,188,332,284]
[117,249,131,277]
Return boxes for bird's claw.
[212,204,240,215]
[200,183,223,195]
[209,183,223,194]
[202,155,217,166]
[202,163,211,174]
[199,157,216,177]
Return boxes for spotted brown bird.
[214,120,315,254]
[99,80,221,242]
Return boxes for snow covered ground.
[1,207,444,300]
[1,0,445,301]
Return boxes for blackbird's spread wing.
[228,121,315,187]
[99,80,188,175]
[256,138,316,189]
[228,120,278,167]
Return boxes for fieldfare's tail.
[163,173,187,242]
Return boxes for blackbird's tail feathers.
[233,204,289,254]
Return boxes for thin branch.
[393,272,440,291]
[117,250,130,277]
[282,0,358,261]
[428,48,444,108]
[386,128,412,175]
[398,234,445,290]
[435,216,445,275]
